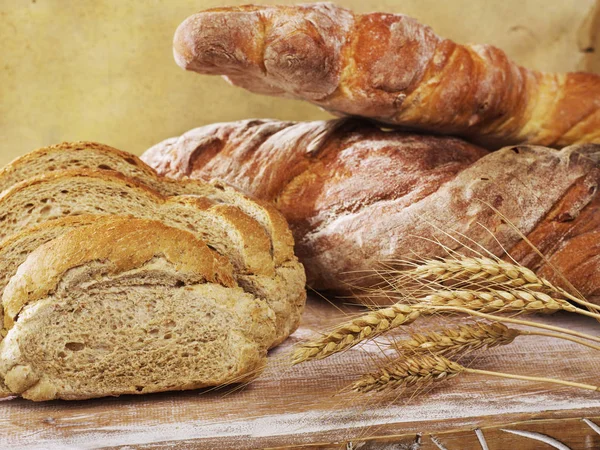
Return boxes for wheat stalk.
[407,256,599,313]
[292,299,600,364]
[391,322,520,356]
[352,354,600,394]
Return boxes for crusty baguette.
[0,219,276,401]
[143,119,600,301]
[0,141,294,266]
[173,3,600,148]
[0,169,306,345]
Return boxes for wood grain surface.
[2,295,600,449]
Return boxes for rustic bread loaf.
[0,219,276,401]
[143,119,600,301]
[0,169,306,345]
[172,3,600,148]
[0,141,294,266]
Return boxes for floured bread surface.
[0,219,277,401]
[143,119,600,300]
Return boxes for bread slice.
[0,215,123,399]
[0,216,117,332]
[0,142,158,194]
[0,169,271,273]
[0,219,276,401]
[0,170,305,345]
[0,141,294,266]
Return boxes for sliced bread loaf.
[0,170,305,345]
[0,219,276,401]
[0,141,294,266]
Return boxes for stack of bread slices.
[0,142,306,401]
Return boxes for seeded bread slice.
[0,219,276,401]
[0,141,294,266]
[0,170,306,345]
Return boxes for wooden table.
[2,295,600,449]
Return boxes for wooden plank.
[269,417,600,449]
[1,296,600,449]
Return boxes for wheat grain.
[291,303,422,364]
[392,322,520,356]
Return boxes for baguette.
[0,169,306,345]
[0,219,276,401]
[173,3,600,148]
[143,119,600,301]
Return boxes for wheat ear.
[352,354,462,393]
[291,304,421,364]
[409,256,600,313]
[353,354,600,394]
[392,322,519,356]
[391,322,597,357]
[421,305,600,346]
[421,289,600,319]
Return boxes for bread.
[0,169,306,346]
[0,141,295,266]
[142,119,600,302]
[0,218,277,401]
[0,215,122,398]
[0,215,115,333]
[172,3,600,148]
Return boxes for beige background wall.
[1,0,598,166]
